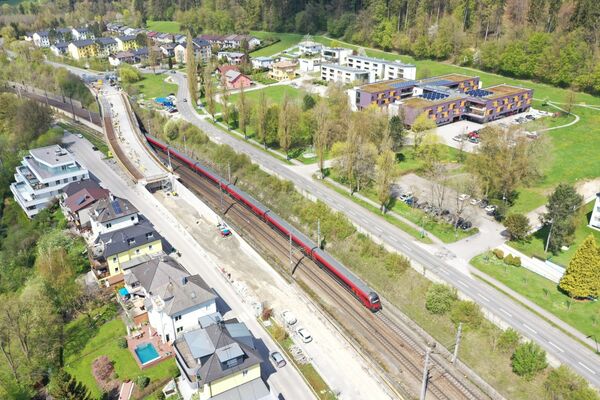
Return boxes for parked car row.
[397,192,474,230]
[453,129,482,144]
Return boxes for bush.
[135,375,150,389]
[450,300,483,329]
[544,365,600,400]
[261,307,273,321]
[117,337,127,349]
[425,284,458,315]
[497,328,520,353]
[272,325,288,342]
[504,254,521,267]
[92,356,114,382]
[511,341,548,379]
[492,249,504,259]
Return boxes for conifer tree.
[559,235,600,298]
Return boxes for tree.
[118,65,142,84]
[563,89,576,114]
[511,341,548,379]
[164,120,179,141]
[0,26,16,45]
[375,133,397,213]
[186,31,198,106]
[237,85,249,138]
[312,100,330,178]
[220,75,231,129]
[254,91,268,149]
[388,115,405,152]
[425,284,457,315]
[542,183,583,253]
[559,235,600,299]
[302,94,316,111]
[277,94,299,159]
[203,65,216,120]
[411,112,435,152]
[497,328,520,353]
[48,370,93,400]
[450,300,483,329]
[545,365,600,400]
[504,213,531,241]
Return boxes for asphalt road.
[170,72,600,387]
[64,133,316,400]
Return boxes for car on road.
[270,351,286,368]
[183,98,187,102]
[281,310,297,326]
[525,114,535,120]
[92,146,98,151]
[296,327,312,343]
[77,134,84,139]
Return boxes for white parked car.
[281,310,297,326]
[296,327,312,343]
[77,134,84,139]
[458,193,470,201]
[470,198,480,206]
[485,205,496,214]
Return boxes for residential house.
[155,33,175,44]
[217,51,245,65]
[269,60,298,81]
[122,255,218,342]
[174,34,187,44]
[68,39,98,60]
[123,27,140,36]
[299,57,321,72]
[320,46,353,64]
[174,38,212,64]
[589,193,600,230]
[116,35,139,51]
[224,70,252,89]
[90,218,164,283]
[10,145,89,218]
[216,64,239,76]
[106,22,123,33]
[198,34,224,46]
[346,55,416,81]
[32,31,50,47]
[146,31,159,40]
[89,195,139,237]
[160,42,177,58]
[221,34,261,50]
[96,37,119,58]
[298,38,322,55]
[109,50,136,66]
[61,182,110,230]
[251,56,274,70]
[320,63,371,84]
[72,27,94,40]
[174,322,271,399]
[50,42,69,56]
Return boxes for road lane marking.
[578,362,596,375]
[457,280,470,288]
[499,308,512,317]
[548,342,564,353]
[523,323,538,335]
[478,293,490,302]
[374,227,383,233]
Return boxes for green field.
[133,73,178,100]
[146,20,182,34]
[229,85,303,105]
[64,306,177,398]
[471,252,600,339]
[509,201,600,266]
[250,31,304,57]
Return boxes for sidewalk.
[498,244,564,283]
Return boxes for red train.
[146,135,381,312]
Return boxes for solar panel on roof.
[112,200,122,214]
[390,80,416,89]
[467,89,493,97]
[77,196,86,205]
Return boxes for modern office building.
[10,145,90,218]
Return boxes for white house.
[321,46,353,64]
[299,57,321,72]
[71,27,94,40]
[298,38,322,55]
[10,145,89,218]
[346,55,416,81]
[174,38,212,64]
[217,51,245,65]
[320,63,371,85]
[122,256,218,343]
[32,31,50,47]
[589,193,600,230]
[251,56,274,70]
[89,196,139,238]
[50,42,69,56]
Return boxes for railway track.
[151,144,489,400]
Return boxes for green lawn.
[133,73,178,100]
[229,85,304,105]
[250,31,304,57]
[471,252,600,339]
[65,307,178,398]
[509,201,600,266]
[146,20,182,34]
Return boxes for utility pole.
[317,219,321,249]
[183,134,187,154]
[452,323,463,364]
[219,180,224,214]
[289,233,292,266]
[167,148,172,171]
[227,162,231,183]
[420,347,431,400]
[545,220,554,253]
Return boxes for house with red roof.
[224,70,252,89]
[61,180,110,230]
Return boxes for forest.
[1,0,599,95]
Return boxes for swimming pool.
[134,343,160,365]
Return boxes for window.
[113,257,117,263]
[72,177,77,181]
[149,245,153,250]
[135,249,140,255]
[127,238,136,245]
[146,232,154,239]
[130,216,135,221]
[242,369,248,376]
[56,180,60,184]
[174,315,181,321]
[106,223,112,228]
[176,327,183,333]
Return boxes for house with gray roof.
[121,255,218,343]
[89,195,139,237]
[174,322,272,399]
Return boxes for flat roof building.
[346,55,416,81]
[321,63,371,85]
[10,145,89,218]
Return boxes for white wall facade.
[90,212,139,238]
[148,299,218,343]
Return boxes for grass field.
[509,201,600,266]
[146,20,182,34]
[471,252,600,339]
[229,85,303,104]
[133,73,178,100]
[250,31,304,57]
[65,308,177,398]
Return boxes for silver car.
[270,351,286,368]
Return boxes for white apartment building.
[320,46,353,64]
[321,63,372,85]
[589,193,600,230]
[32,31,50,47]
[123,256,218,343]
[346,55,416,80]
[10,145,89,217]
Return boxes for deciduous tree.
[312,100,330,177]
[511,341,548,379]
[375,133,397,213]
[237,84,249,138]
[254,91,268,149]
[220,75,231,129]
[186,31,198,106]
[203,64,216,120]
[411,112,435,152]
[504,213,531,241]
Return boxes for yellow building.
[269,60,298,81]
[68,39,98,60]
[91,219,163,283]
[116,35,139,51]
[174,323,270,399]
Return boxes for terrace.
[483,84,530,100]
[127,327,174,370]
